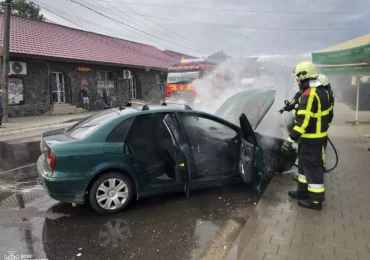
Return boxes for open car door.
[163,114,196,197]
[238,113,264,191]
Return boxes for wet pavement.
[0,165,261,260]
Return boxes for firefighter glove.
[281,137,294,153]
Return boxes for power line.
[75,0,208,53]
[76,0,169,50]
[89,0,370,16]
[38,0,159,46]
[89,0,211,52]
[116,0,211,48]
[87,8,370,31]
[69,0,208,54]
[35,1,176,63]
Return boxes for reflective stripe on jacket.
[290,86,332,141]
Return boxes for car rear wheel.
[89,172,133,215]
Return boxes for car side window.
[178,113,239,176]
[106,117,135,143]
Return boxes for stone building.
[0,14,178,117]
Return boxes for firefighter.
[289,73,334,181]
[281,61,333,210]
[318,73,335,113]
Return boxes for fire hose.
[280,99,339,173]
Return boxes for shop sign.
[76,66,92,72]
[8,78,24,104]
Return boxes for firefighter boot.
[288,191,309,200]
[288,182,308,200]
[298,199,322,211]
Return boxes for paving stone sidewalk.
[227,103,370,260]
[0,111,96,137]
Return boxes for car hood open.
[214,89,276,130]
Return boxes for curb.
[225,176,279,260]
[0,122,76,137]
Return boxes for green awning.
[317,64,370,75]
[312,34,370,65]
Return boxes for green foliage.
[1,0,45,21]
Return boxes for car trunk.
[40,128,75,170]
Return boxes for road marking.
[0,163,37,175]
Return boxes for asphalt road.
[0,165,261,260]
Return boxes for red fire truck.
[164,58,230,105]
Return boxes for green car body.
[37,89,297,214]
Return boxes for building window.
[156,74,166,92]
[129,76,137,100]
[97,71,115,98]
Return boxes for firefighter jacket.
[290,85,333,143]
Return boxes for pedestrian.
[102,88,109,108]
[0,89,4,128]
[281,61,333,210]
[80,85,89,111]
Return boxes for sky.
[36,0,370,58]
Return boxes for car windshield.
[66,109,121,139]
[167,71,199,84]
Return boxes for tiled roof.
[163,50,197,61]
[0,14,175,69]
[208,51,232,62]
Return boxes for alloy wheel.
[96,178,128,210]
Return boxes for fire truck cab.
[164,58,219,105]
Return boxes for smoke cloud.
[191,55,308,139]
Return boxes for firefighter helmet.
[293,61,318,81]
[318,74,329,86]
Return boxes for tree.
[1,0,45,21]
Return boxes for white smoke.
[191,55,306,138]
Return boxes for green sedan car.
[37,89,297,214]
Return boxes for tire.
[89,172,134,215]
[94,100,105,110]
[262,153,279,181]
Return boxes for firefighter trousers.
[296,141,326,203]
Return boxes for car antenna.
[142,105,149,111]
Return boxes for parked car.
[37,89,297,214]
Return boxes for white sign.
[241,78,255,85]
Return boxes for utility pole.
[240,34,251,59]
[2,0,12,123]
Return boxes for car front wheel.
[89,172,133,215]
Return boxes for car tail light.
[47,148,56,171]
[165,84,172,97]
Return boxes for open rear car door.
[238,113,264,191]
[163,114,196,197]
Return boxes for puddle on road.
[0,176,260,260]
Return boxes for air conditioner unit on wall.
[119,70,131,79]
[9,61,27,75]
